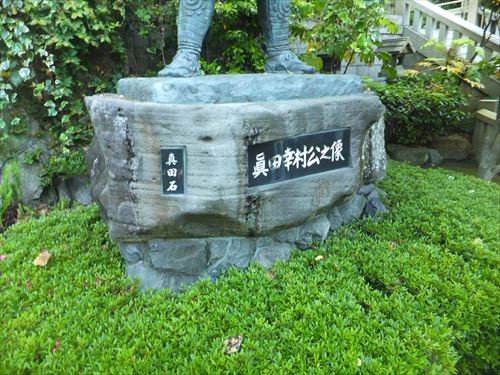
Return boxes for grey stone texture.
[252,242,293,269]
[207,238,255,278]
[338,194,368,225]
[0,112,47,208]
[149,239,208,274]
[386,144,445,167]
[428,149,444,166]
[327,208,343,232]
[473,113,500,181]
[359,184,387,219]
[86,74,387,291]
[118,74,362,104]
[118,184,387,290]
[386,144,429,166]
[361,117,387,183]
[0,107,93,209]
[295,215,331,250]
[56,176,92,205]
[432,134,472,161]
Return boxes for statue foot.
[265,51,316,74]
[158,49,204,77]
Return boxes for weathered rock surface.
[0,112,48,207]
[432,134,472,161]
[428,149,444,166]
[86,74,387,291]
[117,74,363,104]
[473,109,499,181]
[0,108,92,208]
[387,144,429,165]
[362,117,387,183]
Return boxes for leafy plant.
[414,39,485,88]
[0,0,134,189]
[474,0,499,63]
[127,0,178,68]
[366,75,471,145]
[41,150,88,187]
[0,159,22,228]
[292,0,397,74]
[0,162,499,373]
[0,0,128,142]
[206,0,265,73]
[0,0,180,186]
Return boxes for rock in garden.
[386,144,429,165]
[86,74,387,290]
[432,134,472,161]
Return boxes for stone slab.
[86,91,384,242]
[117,74,363,105]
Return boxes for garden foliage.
[0,159,21,227]
[367,75,471,145]
[292,0,396,74]
[0,162,498,373]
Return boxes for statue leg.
[257,0,315,74]
[158,0,215,77]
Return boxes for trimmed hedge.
[0,162,498,373]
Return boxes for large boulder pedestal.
[86,74,386,290]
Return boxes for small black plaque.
[248,129,351,188]
[161,147,186,195]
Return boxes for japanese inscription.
[248,129,350,188]
[161,147,186,195]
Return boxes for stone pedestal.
[85,74,386,290]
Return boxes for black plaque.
[161,147,186,195]
[248,129,351,188]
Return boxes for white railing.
[435,0,479,23]
[403,0,499,61]
[435,0,467,17]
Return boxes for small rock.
[118,243,145,264]
[358,184,376,196]
[149,239,208,275]
[327,207,342,232]
[67,176,92,205]
[126,261,166,290]
[427,149,444,166]
[338,194,368,225]
[206,238,255,278]
[359,184,388,201]
[252,242,293,269]
[295,235,313,250]
[273,227,299,244]
[296,215,331,249]
[362,197,387,219]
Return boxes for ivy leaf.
[18,67,30,79]
[0,30,10,42]
[0,60,10,71]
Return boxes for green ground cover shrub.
[0,169,499,370]
[367,75,471,145]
